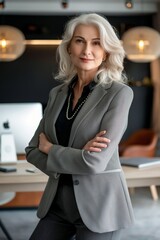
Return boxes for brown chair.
[119,128,159,200]
[119,129,158,157]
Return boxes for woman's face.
[68,24,106,74]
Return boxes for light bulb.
[136,39,149,53]
[138,40,145,51]
[1,38,7,49]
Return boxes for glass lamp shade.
[122,26,160,63]
[0,25,26,62]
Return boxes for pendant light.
[0,25,26,62]
[125,0,133,9]
[122,26,160,63]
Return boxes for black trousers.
[29,176,122,240]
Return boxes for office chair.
[119,129,158,157]
[0,192,15,240]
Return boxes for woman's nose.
[83,43,92,56]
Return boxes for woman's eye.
[75,39,84,43]
[93,41,100,46]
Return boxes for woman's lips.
[80,58,93,62]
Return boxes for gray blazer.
[25,80,135,233]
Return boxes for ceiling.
[0,0,160,15]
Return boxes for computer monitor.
[0,103,43,154]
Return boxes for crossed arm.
[39,130,110,155]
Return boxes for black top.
[55,77,96,185]
[55,77,96,147]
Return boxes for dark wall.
[0,14,154,140]
[124,86,153,139]
[0,45,59,107]
[0,14,153,40]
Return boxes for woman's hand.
[83,130,110,152]
[39,133,53,154]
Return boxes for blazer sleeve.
[25,89,59,178]
[45,84,133,175]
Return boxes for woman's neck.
[76,71,95,91]
[72,77,92,109]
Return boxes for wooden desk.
[122,165,160,187]
[0,160,160,192]
[0,161,48,193]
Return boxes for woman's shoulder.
[100,80,133,101]
[49,83,67,94]
[109,81,133,94]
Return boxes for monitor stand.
[0,134,17,164]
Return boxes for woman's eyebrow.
[74,36,100,41]
[74,36,84,39]
[92,38,100,41]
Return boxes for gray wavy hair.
[55,13,126,85]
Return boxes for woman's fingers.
[83,130,111,152]
[88,147,102,152]
[94,136,110,144]
[96,130,106,137]
[92,141,108,148]
[95,130,111,144]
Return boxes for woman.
[25,13,134,240]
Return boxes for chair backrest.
[119,129,159,157]
[128,129,157,145]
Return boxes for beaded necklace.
[66,92,91,120]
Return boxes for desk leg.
[150,185,159,201]
[129,187,136,195]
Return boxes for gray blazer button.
[73,180,79,185]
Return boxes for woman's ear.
[103,53,107,62]
[67,46,71,55]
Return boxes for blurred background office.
[0,1,160,239]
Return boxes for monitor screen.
[0,103,43,154]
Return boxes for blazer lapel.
[68,83,112,147]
